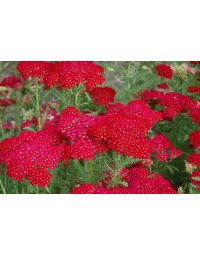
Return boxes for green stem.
[104,159,119,187]
[35,85,42,130]
[0,115,4,138]
[14,184,19,194]
[45,187,50,193]
[4,170,7,191]
[36,186,40,194]
[75,90,79,107]
[0,178,6,194]
[14,89,23,134]
[127,64,131,91]
[125,63,132,102]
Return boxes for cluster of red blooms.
[156,83,169,90]
[155,64,173,79]
[17,61,105,90]
[0,97,15,107]
[71,166,176,194]
[187,153,200,168]
[190,61,200,65]
[89,87,116,106]
[141,88,200,122]
[150,134,182,162]
[21,116,38,130]
[0,126,63,186]
[189,130,200,149]
[0,76,22,89]
[0,75,22,107]
[187,86,200,94]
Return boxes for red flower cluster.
[21,116,38,130]
[187,86,200,94]
[17,61,105,90]
[71,167,176,194]
[141,89,199,122]
[188,101,200,123]
[155,64,173,79]
[71,184,100,194]
[58,108,107,161]
[0,77,18,107]
[88,100,163,158]
[0,127,63,187]
[0,76,22,89]
[156,83,169,90]
[190,61,200,65]
[26,168,52,187]
[150,134,182,162]
[0,98,15,107]
[187,153,200,167]
[189,130,200,149]
[2,121,15,131]
[90,87,116,106]
[17,61,51,81]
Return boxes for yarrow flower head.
[26,167,52,187]
[17,61,51,81]
[188,101,200,123]
[189,130,200,149]
[0,98,15,107]
[155,64,173,79]
[88,100,162,159]
[187,153,200,167]
[16,61,105,91]
[58,107,108,161]
[44,61,105,90]
[0,126,65,186]
[187,86,200,94]
[150,134,182,162]
[156,83,169,90]
[71,184,97,194]
[190,61,200,65]
[141,88,199,121]
[0,76,22,89]
[90,87,116,106]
